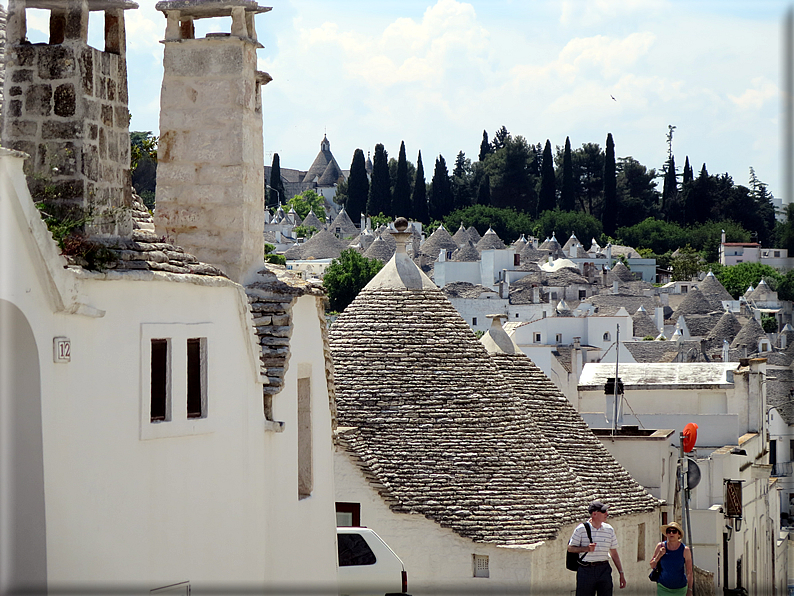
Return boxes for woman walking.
[649,522,693,596]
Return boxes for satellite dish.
[682,423,698,453]
[686,458,701,490]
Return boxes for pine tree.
[346,148,369,219]
[429,154,454,221]
[560,137,575,211]
[602,133,617,236]
[392,141,412,218]
[479,130,491,162]
[268,153,286,208]
[451,150,472,209]
[367,143,391,216]
[412,151,429,224]
[477,174,491,205]
[538,139,556,214]
[492,126,510,150]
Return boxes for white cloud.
[729,77,780,110]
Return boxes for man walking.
[567,501,626,596]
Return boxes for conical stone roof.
[475,227,507,252]
[748,279,776,302]
[632,308,659,338]
[730,317,767,351]
[481,319,657,518]
[562,233,580,253]
[329,207,359,238]
[303,134,343,185]
[697,271,733,308]
[466,226,482,243]
[420,224,458,259]
[284,229,346,260]
[452,223,471,247]
[672,287,715,319]
[329,234,644,544]
[606,262,637,284]
[362,236,394,262]
[302,209,324,230]
[706,311,743,343]
[451,240,481,262]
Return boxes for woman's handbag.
[649,560,662,582]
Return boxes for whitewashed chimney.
[612,281,619,294]
[154,0,272,283]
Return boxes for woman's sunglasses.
[665,528,680,535]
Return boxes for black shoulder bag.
[566,522,592,571]
[649,541,664,582]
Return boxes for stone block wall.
[0,6,6,129]
[2,40,132,236]
[155,37,266,283]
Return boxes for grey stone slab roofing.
[562,233,580,253]
[610,245,641,259]
[697,272,733,308]
[363,236,395,262]
[632,310,659,338]
[672,287,717,319]
[519,243,549,265]
[606,262,639,283]
[466,226,482,243]
[441,282,497,299]
[452,223,471,247]
[483,325,657,518]
[451,240,480,262]
[682,313,723,338]
[767,368,794,425]
[730,317,767,350]
[284,229,346,260]
[475,228,507,252]
[64,196,226,277]
[0,5,5,124]
[420,224,459,259]
[302,209,324,230]
[581,294,666,317]
[622,341,699,364]
[330,245,645,544]
[329,208,359,238]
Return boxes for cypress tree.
[682,156,693,185]
[560,137,575,211]
[477,174,491,205]
[268,153,286,208]
[538,139,556,214]
[602,133,617,235]
[479,130,491,162]
[412,151,429,224]
[346,149,369,219]
[429,155,454,221]
[392,141,412,218]
[367,143,391,216]
[662,155,678,214]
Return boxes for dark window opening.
[336,502,361,527]
[513,254,520,266]
[338,534,376,566]
[579,289,587,300]
[472,317,477,326]
[187,338,205,419]
[151,339,168,422]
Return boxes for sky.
[11,0,794,201]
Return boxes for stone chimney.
[154,0,272,283]
[612,280,619,295]
[3,0,138,238]
[571,336,582,383]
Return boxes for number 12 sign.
[53,337,71,363]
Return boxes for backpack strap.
[579,522,593,563]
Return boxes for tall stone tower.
[154,0,272,284]
[2,0,138,238]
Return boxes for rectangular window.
[150,339,169,422]
[473,554,489,578]
[472,317,478,326]
[579,289,587,300]
[775,251,781,257]
[298,377,313,499]
[556,334,562,344]
[336,502,361,527]
[186,338,206,419]
[514,254,520,266]
[637,522,646,561]
[681,286,688,293]
[534,333,541,343]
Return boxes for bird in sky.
[610,95,616,101]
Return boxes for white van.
[337,527,409,596]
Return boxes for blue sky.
[12,0,794,202]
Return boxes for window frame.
[140,322,214,440]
